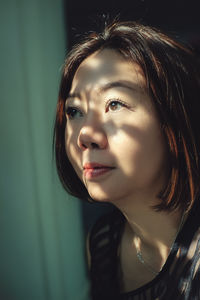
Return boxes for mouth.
[83,162,115,179]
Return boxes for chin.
[88,187,124,204]
[89,193,111,203]
[87,187,113,203]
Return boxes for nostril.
[91,142,99,149]
[80,141,100,150]
[81,143,87,149]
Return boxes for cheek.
[134,127,168,184]
[65,126,81,176]
[109,119,167,177]
[65,125,73,159]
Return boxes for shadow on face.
[64,48,169,208]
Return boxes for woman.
[54,21,200,299]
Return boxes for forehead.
[70,48,146,95]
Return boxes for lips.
[83,162,115,179]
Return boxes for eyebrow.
[66,92,81,100]
[99,80,145,94]
[66,80,145,100]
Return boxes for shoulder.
[86,208,124,271]
[87,208,125,299]
[184,226,200,297]
[86,208,125,270]
[178,208,200,295]
[88,208,125,252]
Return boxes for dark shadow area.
[64,0,200,54]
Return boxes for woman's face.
[65,49,168,204]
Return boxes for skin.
[65,49,168,204]
[65,48,184,291]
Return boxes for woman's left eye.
[106,100,126,112]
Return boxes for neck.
[114,193,185,272]
[124,206,183,248]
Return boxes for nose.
[77,117,108,150]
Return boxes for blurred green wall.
[0,1,90,299]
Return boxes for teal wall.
[0,1,90,299]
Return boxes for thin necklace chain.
[136,244,159,275]
[134,211,186,275]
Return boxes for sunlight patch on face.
[70,49,146,100]
[64,48,169,205]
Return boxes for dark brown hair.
[54,21,200,212]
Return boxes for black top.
[88,204,200,300]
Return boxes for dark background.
[64,0,200,53]
[63,0,200,233]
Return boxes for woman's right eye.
[65,107,83,120]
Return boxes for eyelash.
[65,107,83,119]
[65,98,129,120]
[105,98,128,112]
